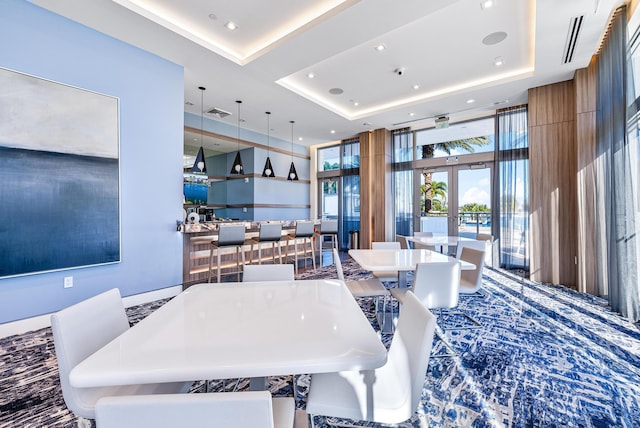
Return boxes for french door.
[416,163,493,238]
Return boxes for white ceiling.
[31,0,623,153]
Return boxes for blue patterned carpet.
[1,262,640,427]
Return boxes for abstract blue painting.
[0,67,120,278]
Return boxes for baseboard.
[0,285,183,339]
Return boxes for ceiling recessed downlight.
[467,99,476,104]
[494,56,504,66]
[329,88,344,95]
[225,21,239,31]
[482,31,507,45]
[480,0,495,10]
[307,72,315,79]
[374,44,386,51]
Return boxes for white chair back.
[258,223,282,242]
[396,235,409,249]
[295,220,315,238]
[333,248,345,281]
[455,239,486,258]
[459,247,485,293]
[412,261,460,309]
[388,291,437,422]
[413,231,433,237]
[372,241,401,250]
[95,391,294,428]
[51,289,130,418]
[243,264,294,282]
[218,224,247,246]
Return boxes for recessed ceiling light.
[409,112,415,116]
[353,101,359,106]
[307,72,315,79]
[494,56,504,66]
[467,99,476,104]
[224,21,238,31]
[413,84,420,90]
[374,44,386,52]
[330,130,336,134]
[298,137,303,141]
[480,0,495,10]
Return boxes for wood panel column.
[575,58,598,294]
[528,80,578,287]
[359,128,392,248]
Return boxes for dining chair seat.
[306,291,436,425]
[50,289,190,420]
[95,391,295,428]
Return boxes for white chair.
[210,224,249,283]
[251,222,283,265]
[95,391,295,428]
[455,238,486,259]
[458,246,486,296]
[285,221,316,274]
[334,248,390,331]
[390,261,462,356]
[390,260,460,309]
[396,235,409,249]
[412,231,436,251]
[371,241,401,283]
[243,264,295,282]
[306,291,436,425]
[50,289,190,420]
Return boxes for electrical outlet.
[63,276,73,288]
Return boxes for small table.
[348,248,475,288]
[70,280,387,389]
[405,235,478,254]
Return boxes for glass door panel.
[320,178,338,220]
[419,169,450,234]
[457,167,492,238]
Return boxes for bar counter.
[181,220,306,285]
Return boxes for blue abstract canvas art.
[0,67,120,278]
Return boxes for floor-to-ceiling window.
[317,138,360,249]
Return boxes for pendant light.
[287,120,299,181]
[191,86,207,174]
[262,111,276,177]
[230,100,244,174]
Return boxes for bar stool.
[317,219,339,255]
[250,222,283,264]
[209,224,248,283]
[285,220,316,274]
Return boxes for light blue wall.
[0,0,185,323]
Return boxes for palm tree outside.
[421,137,489,213]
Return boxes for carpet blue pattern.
[1,263,640,427]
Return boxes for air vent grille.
[206,107,231,118]
[563,16,584,64]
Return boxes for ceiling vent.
[206,107,232,118]
[563,16,584,64]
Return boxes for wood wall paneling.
[528,80,578,287]
[359,131,373,248]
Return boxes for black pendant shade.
[191,145,207,174]
[230,100,243,175]
[191,86,207,174]
[230,151,243,174]
[262,157,275,177]
[287,161,299,181]
[287,120,298,181]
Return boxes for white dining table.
[405,235,479,253]
[348,248,475,288]
[70,280,387,391]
